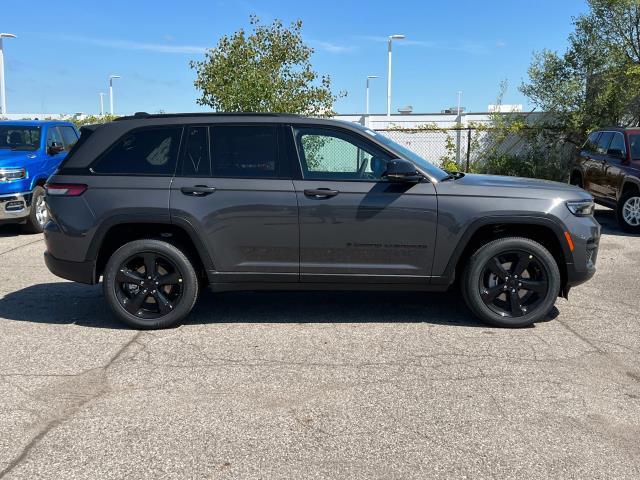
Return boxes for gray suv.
[43,113,600,329]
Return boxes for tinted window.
[210,125,279,178]
[93,127,182,175]
[0,125,41,151]
[293,127,392,180]
[608,132,626,156]
[629,134,640,160]
[181,126,211,177]
[583,131,600,152]
[596,131,614,154]
[46,126,63,147]
[59,126,79,151]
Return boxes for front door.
[170,124,299,283]
[601,131,626,201]
[289,125,438,283]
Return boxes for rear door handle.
[304,188,339,198]
[180,185,216,196]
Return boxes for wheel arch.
[89,217,214,283]
[440,216,571,295]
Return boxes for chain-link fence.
[376,127,574,179]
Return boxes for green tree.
[521,0,640,142]
[190,15,344,115]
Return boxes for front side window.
[93,127,182,175]
[596,131,614,154]
[46,127,63,146]
[629,134,640,160]
[608,132,626,157]
[210,125,279,178]
[583,131,601,152]
[59,126,79,151]
[293,127,391,180]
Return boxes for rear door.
[289,125,438,283]
[170,124,299,283]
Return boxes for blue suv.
[0,120,79,233]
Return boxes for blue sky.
[2,0,588,115]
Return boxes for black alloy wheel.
[103,239,199,329]
[115,252,184,319]
[461,237,561,328]
[479,250,549,318]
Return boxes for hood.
[0,149,38,169]
[436,173,592,201]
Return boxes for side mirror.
[607,148,625,159]
[47,141,64,156]
[382,159,422,183]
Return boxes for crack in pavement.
[0,238,44,258]
[0,331,142,479]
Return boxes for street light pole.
[0,33,17,115]
[108,75,121,115]
[366,75,378,115]
[386,34,405,118]
[99,92,106,116]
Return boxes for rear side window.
[59,126,79,151]
[209,125,279,178]
[181,126,211,177]
[596,131,614,154]
[93,127,182,175]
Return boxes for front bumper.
[0,191,32,222]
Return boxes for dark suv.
[570,127,640,232]
[43,113,599,329]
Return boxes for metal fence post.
[465,127,472,172]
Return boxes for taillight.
[45,183,87,196]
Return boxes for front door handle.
[304,188,339,199]
[181,185,216,196]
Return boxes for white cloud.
[308,39,356,54]
[54,34,207,54]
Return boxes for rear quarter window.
[92,127,182,175]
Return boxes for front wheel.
[103,239,199,329]
[461,237,561,328]
[616,190,640,233]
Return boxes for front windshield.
[0,125,41,152]
[352,124,450,181]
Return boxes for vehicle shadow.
[595,207,640,237]
[0,224,24,238]
[0,281,558,330]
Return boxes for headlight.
[0,168,27,183]
[566,199,594,216]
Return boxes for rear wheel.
[461,237,561,328]
[616,189,640,233]
[21,186,48,234]
[103,239,199,329]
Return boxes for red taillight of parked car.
[45,183,88,197]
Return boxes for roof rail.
[114,112,302,121]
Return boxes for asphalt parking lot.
[0,207,639,479]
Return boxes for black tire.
[461,237,561,328]
[616,189,640,233]
[103,239,199,329]
[21,186,47,234]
